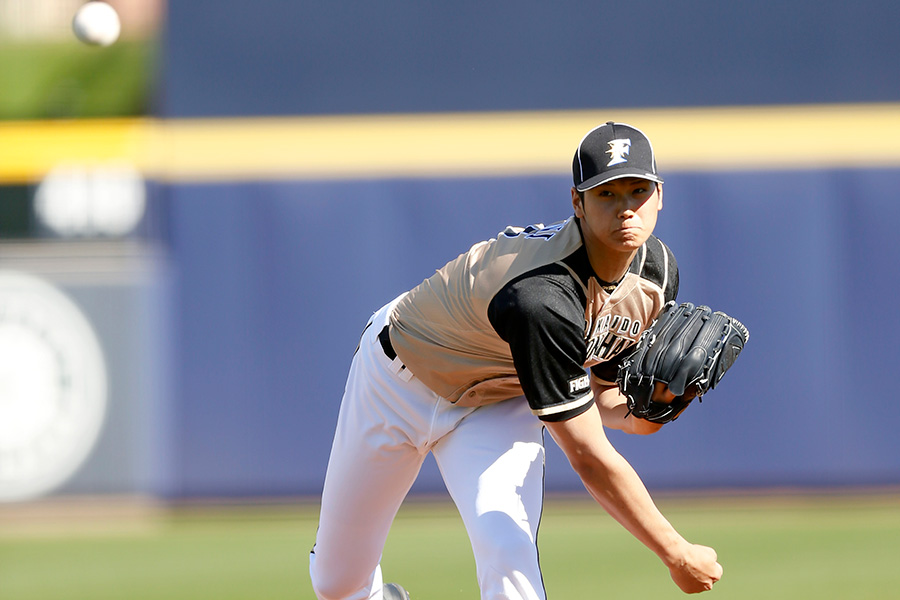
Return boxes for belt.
[378,324,413,382]
[378,325,397,360]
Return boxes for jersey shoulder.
[487,261,586,340]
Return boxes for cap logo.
[606,138,632,167]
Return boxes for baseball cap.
[572,122,664,191]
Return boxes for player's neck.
[584,245,637,285]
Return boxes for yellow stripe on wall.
[2,103,900,184]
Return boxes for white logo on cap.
[606,138,632,167]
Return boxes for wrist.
[658,535,691,568]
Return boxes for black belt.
[378,325,397,360]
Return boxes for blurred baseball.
[72,2,121,46]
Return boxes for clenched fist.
[668,543,723,593]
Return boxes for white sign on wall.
[0,270,108,502]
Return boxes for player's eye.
[632,186,653,197]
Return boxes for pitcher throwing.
[309,122,744,599]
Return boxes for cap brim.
[576,170,664,192]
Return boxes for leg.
[432,398,547,600]
[310,302,436,600]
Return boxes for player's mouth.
[616,224,642,235]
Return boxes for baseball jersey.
[388,217,678,422]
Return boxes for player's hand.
[647,381,694,423]
[625,383,674,434]
[667,543,722,594]
[652,381,677,404]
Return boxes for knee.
[469,514,544,599]
[311,573,367,600]
[311,584,355,600]
[470,511,539,572]
[309,551,372,600]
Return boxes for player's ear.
[571,187,585,218]
[656,184,663,211]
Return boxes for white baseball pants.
[310,296,548,600]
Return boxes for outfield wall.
[154,166,900,497]
[6,161,898,500]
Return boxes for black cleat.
[383,582,411,600]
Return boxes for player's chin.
[608,232,649,251]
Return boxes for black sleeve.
[487,266,595,422]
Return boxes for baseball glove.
[617,301,750,424]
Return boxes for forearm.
[546,413,683,564]
[546,409,722,592]
[575,444,685,565]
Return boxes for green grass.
[1,493,899,599]
[0,38,157,120]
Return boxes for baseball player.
[309,122,723,599]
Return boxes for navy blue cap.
[573,122,663,191]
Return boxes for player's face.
[572,177,662,254]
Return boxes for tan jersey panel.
[389,218,670,406]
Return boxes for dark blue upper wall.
[160,0,900,118]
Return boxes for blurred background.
[2,0,900,507]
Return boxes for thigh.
[311,302,435,597]
[432,398,547,600]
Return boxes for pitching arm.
[544,407,722,593]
